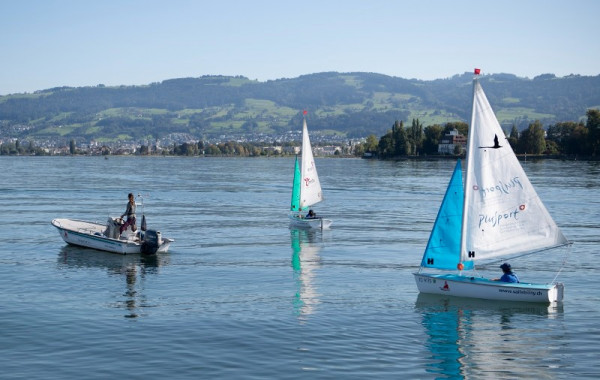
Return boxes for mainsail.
[299,118,323,210]
[460,79,568,263]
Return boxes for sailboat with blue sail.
[414,69,570,303]
[289,113,332,229]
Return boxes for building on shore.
[438,129,466,155]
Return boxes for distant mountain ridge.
[1,71,599,142]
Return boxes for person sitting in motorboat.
[119,193,137,236]
[306,209,317,219]
[493,262,520,283]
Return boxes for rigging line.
[479,242,573,264]
[552,242,573,284]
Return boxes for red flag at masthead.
[303,110,307,115]
[474,68,481,75]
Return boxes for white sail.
[461,79,568,262]
[299,119,323,209]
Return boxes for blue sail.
[420,160,472,270]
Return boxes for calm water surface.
[0,156,598,379]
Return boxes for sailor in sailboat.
[493,263,519,283]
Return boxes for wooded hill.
[1,71,599,143]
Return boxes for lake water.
[0,156,598,379]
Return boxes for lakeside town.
[0,128,471,157]
[0,128,361,156]
[2,109,599,159]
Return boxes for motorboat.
[51,195,173,255]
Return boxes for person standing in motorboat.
[119,193,137,236]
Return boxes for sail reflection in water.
[415,294,564,378]
[290,229,322,319]
[57,245,169,319]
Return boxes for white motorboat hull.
[51,218,173,255]
[414,273,563,303]
[288,214,332,230]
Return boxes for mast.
[299,112,308,209]
[459,69,480,265]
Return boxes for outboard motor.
[141,229,161,255]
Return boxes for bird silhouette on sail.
[479,134,502,149]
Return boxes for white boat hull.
[414,273,563,303]
[415,293,562,315]
[288,214,332,230]
[51,218,173,255]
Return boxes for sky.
[1,0,599,95]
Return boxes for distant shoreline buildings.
[0,131,360,157]
[438,129,466,155]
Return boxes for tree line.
[3,109,599,158]
[355,109,600,159]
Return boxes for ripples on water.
[0,157,599,379]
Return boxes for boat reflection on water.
[415,293,564,378]
[57,245,170,319]
[290,229,322,320]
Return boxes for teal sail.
[420,160,472,270]
[290,155,302,212]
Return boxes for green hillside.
[1,72,599,143]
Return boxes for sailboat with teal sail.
[289,113,332,229]
[414,69,570,303]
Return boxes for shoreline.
[1,153,598,161]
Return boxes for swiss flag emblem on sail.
[474,68,481,75]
